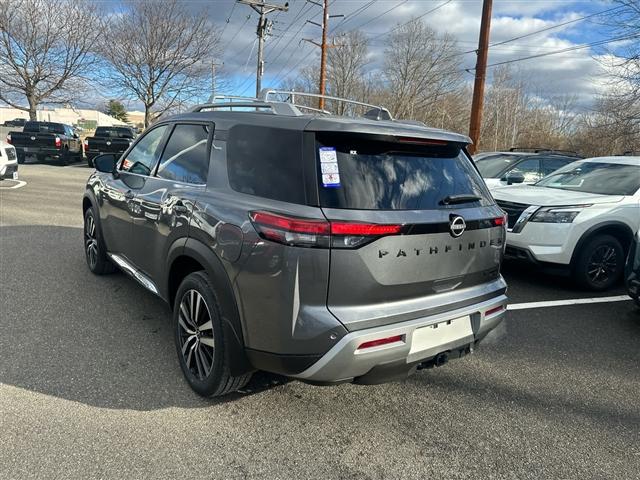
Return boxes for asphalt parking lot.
[1,163,639,480]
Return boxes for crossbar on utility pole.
[467,0,493,155]
[237,0,289,97]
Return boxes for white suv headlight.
[529,206,590,223]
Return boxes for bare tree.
[100,0,219,127]
[382,20,463,121]
[0,0,101,119]
[326,31,371,114]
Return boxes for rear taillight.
[357,335,404,350]
[6,134,11,144]
[83,139,89,152]
[249,211,404,249]
[492,216,507,227]
[54,137,61,149]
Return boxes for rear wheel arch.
[166,238,252,376]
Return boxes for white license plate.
[12,171,18,180]
[410,316,472,355]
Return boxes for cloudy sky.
[200,0,626,109]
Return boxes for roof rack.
[191,90,394,121]
[259,89,393,121]
[508,147,583,157]
[190,100,304,116]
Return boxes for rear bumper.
[290,294,507,383]
[15,147,62,159]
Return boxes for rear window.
[24,122,65,134]
[316,133,492,210]
[475,154,522,178]
[227,125,305,203]
[95,127,134,138]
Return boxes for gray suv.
[82,92,508,397]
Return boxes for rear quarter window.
[316,132,492,210]
[227,125,305,204]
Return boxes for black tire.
[87,156,94,168]
[83,208,116,275]
[573,234,625,291]
[59,149,69,166]
[174,271,252,397]
[17,153,25,164]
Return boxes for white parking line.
[0,180,27,189]
[508,295,631,311]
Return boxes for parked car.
[7,121,82,165]
[474,148,582,189]
[493,156,640,290]
[3,118,27,128]
[84,126,135,167]
[82,93,508,397]
[625,230,640,308]
[0,139,18,180]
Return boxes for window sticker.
[319,147,340,187]
[319,146,338,163]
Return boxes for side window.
[510,158,541,183]
[227,125,305,203]
[157,124,210,184]
[542,157,571,176]
[120,125,169,176]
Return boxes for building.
[0,107,127,129]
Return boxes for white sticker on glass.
[319,146,338,163]
[322,173,341,187]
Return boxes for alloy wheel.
[178,289,215,380]
[84,213,98,269]
[587,245,618,286]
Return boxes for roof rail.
[508,147,582,157]
[259,89,393,120]
[190,101,303,116]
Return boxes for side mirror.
[505,171,525,185]
[94,154,117,174]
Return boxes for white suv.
[0,140,18,180]
[492,156,640,290]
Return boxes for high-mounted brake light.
[357,335,403,350]
[54,137,61,149]
[396,137,448,146]
[249,211,404,249]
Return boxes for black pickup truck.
[84,126,135,167]
[8,121,82,165]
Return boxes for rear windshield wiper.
[440,194,482,205]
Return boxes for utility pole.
[303,0,343,110]
[237,0,289,97]
[467,0,493,155]
[209,61,222,102]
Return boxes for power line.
[363,0,452,43]
[345,0,409,33]
[219,1,238,39]
[328,0,376,35]
[222,14,253,53]
[479,32,640,70]
[461,4,626,54]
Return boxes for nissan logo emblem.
[449,215,466,237]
